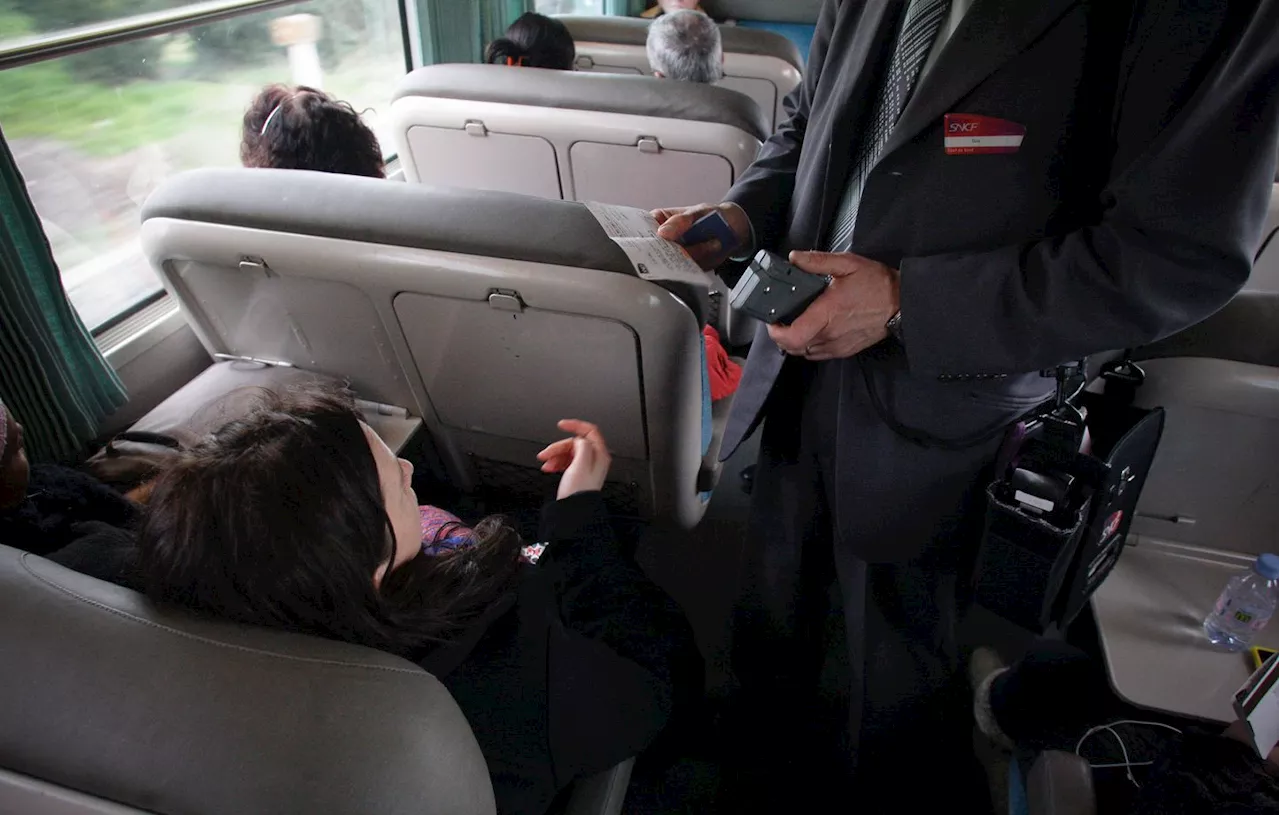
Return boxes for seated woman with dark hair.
[485,12,576,70]
[136,388,700,815]
[240,84,385,178]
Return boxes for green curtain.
[604,0,647,16]
[0,127,127,463]
[416,0,534,65]
[479,0,535,47]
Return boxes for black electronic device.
[728,250,830,325]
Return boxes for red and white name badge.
[943,113,1026,155]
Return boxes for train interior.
[0,1,1276,813]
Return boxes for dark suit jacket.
[721,0,1278,461]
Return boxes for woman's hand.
[536,419,612,500]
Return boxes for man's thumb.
[657,212,695,239]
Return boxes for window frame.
[0,0,316,70]
[1,0,420,336]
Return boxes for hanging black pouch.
[974,361,1164,633]
[976,478,1092,633]
[1052,393,1165,627]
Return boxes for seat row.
[388,16,802,211]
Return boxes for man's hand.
[652,202,751,270]
[768,251,901,361]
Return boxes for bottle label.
[1215,597,1271,631]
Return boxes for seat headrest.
[0,545,495,815]
[701,0,823,25]
[393,63,771,142]
[142,168,635,276]
[556,14,804,70]
[142,168,711,326]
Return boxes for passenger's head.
[138,387,521,653]
[655,0,701,14]
[647,10,722,84]
[240,84,384,178]
[484,12,575,70]
[0,399,29,511]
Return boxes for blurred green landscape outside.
[0,0,401,157]
[0,0,404,325]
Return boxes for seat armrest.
[697,383,738,496]
[560,758,634,815]
[709,275,759,349]
[1027,751,1096,815]
[696,461,723,493]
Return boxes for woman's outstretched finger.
[540,450,574,471]
[556,419,607,448]
[537,437,575,461]
[570,436,595,468]
[537,440,576,472]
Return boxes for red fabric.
[703,325,742,402]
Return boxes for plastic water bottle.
[1204,553,1279,651]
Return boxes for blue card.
[677,210,740,252]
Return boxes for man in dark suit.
[655,0,1277,800]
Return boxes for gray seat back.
[1026,751,1096,815]
[557,15,802,128]
[1128,183,1279,556]
[390,64,768,211]
[0,545,495,815]
[141,168,719,528]
[699,0,823,23]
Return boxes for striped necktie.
[824,0,950,252]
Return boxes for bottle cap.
[1255,553,1279,580]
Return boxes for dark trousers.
[726,357,988,804]
[988,639,1120,751]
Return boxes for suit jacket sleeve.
[899,2,1278,376]
[721,0,840,250]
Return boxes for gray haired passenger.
[646,9,723,84]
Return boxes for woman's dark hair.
[138,386,522,655]
[240,84,385,178]
[484,12,576,70]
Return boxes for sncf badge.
[943,113,1026,155]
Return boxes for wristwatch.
[885,310,904,343]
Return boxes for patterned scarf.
[418,504,546,564]
[418,505,475,556]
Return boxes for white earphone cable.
[1075,719,1183,787]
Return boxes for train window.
[535,0,606,14]
[0,0,408,331]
